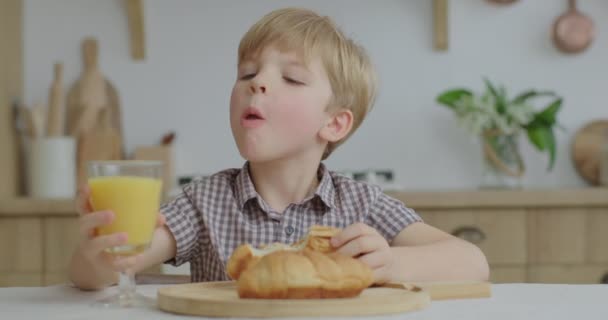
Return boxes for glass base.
[92,291,154,309]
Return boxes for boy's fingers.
[89,233,128,253]
[78,211,114,238]
[357,250,388,270]
[335,236,378,258]
[76,185,92,215]
[331,222,374,248]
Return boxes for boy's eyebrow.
[283,59,310,71]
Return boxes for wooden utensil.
[46,63,64,136]
[126,0,145,60]
[572,120,608,185]
[67,37,124,186]
[30,103,46,138]
[66,37,123,139]
[433,0,448,51]
[157,281,434,318]
[76,107,123,187]
[552,0,594,54]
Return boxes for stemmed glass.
[88,160,163,307]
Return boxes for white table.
[1,283,606,319]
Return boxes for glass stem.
[118,270,136,305]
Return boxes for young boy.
[69,7,489,290]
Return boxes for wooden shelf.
[387,188,608,209]
[0,198,76,216]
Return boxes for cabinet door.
[43,217,79,285]
[528,265,608,284]
[420,209,527,265]
[490,266,527,283]
[0,272,42,287]
[527,209,586,264]
[0,218,42,274]
[587,208,608,263]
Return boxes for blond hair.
[238,8,377,160]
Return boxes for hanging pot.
[552,0,594,54]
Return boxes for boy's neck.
[248,154,322,214]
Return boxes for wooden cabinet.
[1,188,607,287]
[0,199,160,287]
[388,188,608,284]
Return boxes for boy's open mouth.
[242,107,265,120]
[240,107,266,128]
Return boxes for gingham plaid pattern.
[160,162,422,282]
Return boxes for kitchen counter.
[2,187,608,216]
[0,283,606,319]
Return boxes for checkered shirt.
[160,162,422,282]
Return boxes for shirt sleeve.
[364,187,423,244]
[160,182,203,266]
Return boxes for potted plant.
[436,78,563,188]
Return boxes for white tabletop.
[1,283,606,319]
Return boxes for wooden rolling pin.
[46,63,64,136]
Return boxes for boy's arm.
[332,221,489,284]
[388,222,490,282]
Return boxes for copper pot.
[552,0,594,54]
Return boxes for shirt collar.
[234,161,336,210]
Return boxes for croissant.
[226,225,374,299]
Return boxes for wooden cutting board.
[157,281,491,318]
[66,37,124,187]
[572,120,608,185]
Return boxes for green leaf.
[545,128,556,171]
[536,98,562,125]
[511,90,555,105]
[436,89,472,109]
[527,126,547,151]
[526,126,557,171]
[483,77,506,114]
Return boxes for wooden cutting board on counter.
[66,37,124,187]
[157,281,491,318]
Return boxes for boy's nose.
[249,83,266,94]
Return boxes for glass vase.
[480,131,524,189]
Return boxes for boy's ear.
[319,108,353,143]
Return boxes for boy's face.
[230,45,333,163]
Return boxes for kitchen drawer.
[586,208,608,263]
[527,209,586,264]
[528,265,608,284]
[44,272,69,286]
[0,272,42,287]
[44,217,79,272]
[0,217,42,272]
[490,266,527,283]
[420,209,527,265]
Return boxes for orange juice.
[89,176,162,254]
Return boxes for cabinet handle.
[601,273,608,284]
[451,226,486,244]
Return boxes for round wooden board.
[572,120,608,185]
[157,281,430,318]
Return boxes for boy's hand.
[76,185,165,273]
[330,222,394,284]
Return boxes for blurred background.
[1,0,607,287]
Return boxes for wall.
[24,0,608,190]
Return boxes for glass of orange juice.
[88,160,163,308]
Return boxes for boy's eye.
[240,73,256,80]
[283,77,303,85]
